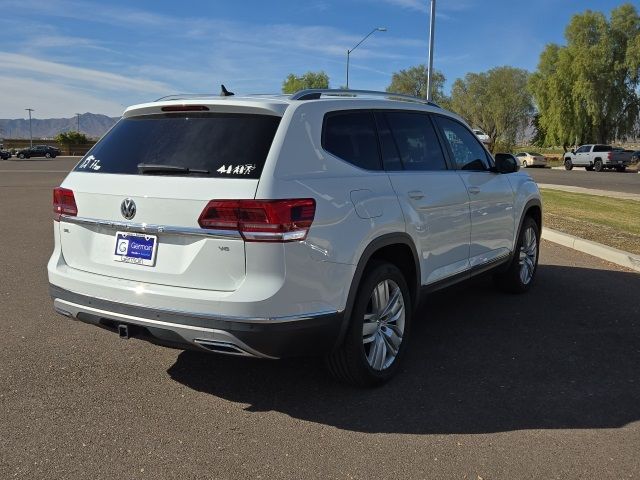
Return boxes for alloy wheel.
[519,226,538,285]
[362,279,405,371]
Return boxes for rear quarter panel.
[256,101,407,267]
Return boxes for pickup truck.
[563,144,633,172]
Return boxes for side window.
[383,112,447,171]
[374,113,403,171]
[322,111,381,171]
[576,145,590,153]
[434,116,489,171]
[593,145,611,153]
[515,153,524,157]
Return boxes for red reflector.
[161,105,210,112]
[198,199,316,242]
[53,187,77,221]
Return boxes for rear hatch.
[58,104,283,291]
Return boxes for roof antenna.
[220,84,234,97]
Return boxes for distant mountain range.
[0,113,118,140]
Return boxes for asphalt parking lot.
[1,159,639,479]
[526,166,640,194]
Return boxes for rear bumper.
[50,284,344,359]
[606,160,630,167]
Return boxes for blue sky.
[0,0,629,118]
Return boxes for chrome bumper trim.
[53,298,276,359]
[59,215,242,240]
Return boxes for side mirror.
[571,149,575,154]
[494,153,519,174]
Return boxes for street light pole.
[426,0,436,101]
[76,113,81,133]
[25,108,34,148]
[346,27,387,89]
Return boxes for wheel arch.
[518,198,542,240]
[332,233,420,351]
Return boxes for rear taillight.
[198,199,316,242]
[53,187,77,221]
[607,152,612,160]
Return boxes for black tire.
[616,166,626,173]
[594,159,603,172]
[564,158,573,170]
[326,260,412,387]
[45,152,51,158]
[18,153,25,159]
[494,216,540,294]
[585,165,594,171]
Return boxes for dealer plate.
[113,231,157,267]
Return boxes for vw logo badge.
[121,198,136,220]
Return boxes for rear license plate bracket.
[113,231,157,267]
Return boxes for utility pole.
[25,108,35,147]
[76,113,81,133]
[426,0,436,101]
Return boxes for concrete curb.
[538,183,640,201]
[542,228,640,272]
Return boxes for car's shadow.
[167,265,640,434]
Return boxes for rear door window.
[322,111,381,170]
[593,145,612,152]
[74,112,281,178]
[382,112,447,171]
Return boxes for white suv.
[48,89,542,386]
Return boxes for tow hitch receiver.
[118,324,130,339]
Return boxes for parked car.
[472,128,490,145]
[563,144,633,172]
[0,149,11,160]
[515,151,547,168]
[48,89,542,386]
[17,144,60,159]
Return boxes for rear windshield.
[74,112,281,178]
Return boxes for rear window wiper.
[137,163,210,175]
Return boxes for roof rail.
[290,89,440,107]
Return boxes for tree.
[55,131,89,145]
[529,3,640,147]
[282,71,329,93]
[386,65,448,104]
[449,66,533,151]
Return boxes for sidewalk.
[537,183,640,202]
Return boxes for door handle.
[467,186,481,195]
[408,190,424,200]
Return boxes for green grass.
[540,189,640,254]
